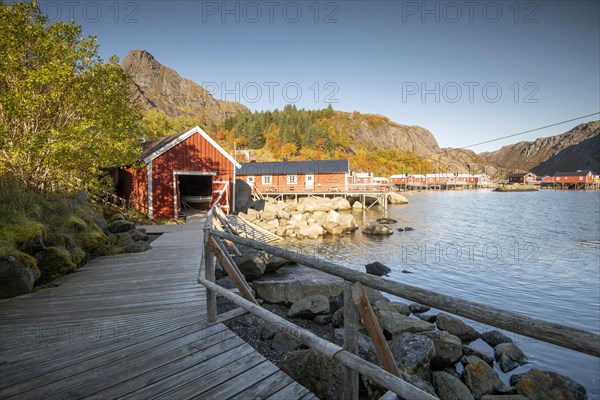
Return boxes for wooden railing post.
[343,281,360,400]
[204,226,217,323]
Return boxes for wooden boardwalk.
[0,216,314,400]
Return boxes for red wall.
[151,132,235,218]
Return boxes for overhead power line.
[460,112,600,150]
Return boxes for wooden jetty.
[0,216,314,400]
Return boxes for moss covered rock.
[79,230,109,256]
[37,247,77,284]
[0,252,41,298]
[66,216,87,231]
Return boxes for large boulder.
[280,349,345,400]
[365,261,391,276]
[37,247,77,284]
[288,295,330,319]
[436,313,481,343]
[463,345,494,366]
[433,370,475,400]
[108,219,135,233]
[333,197,351,210]
[299,224,324,239]
[338,214,359,231]
[462,356,503,399]
[0,254,40,298]
[420,331,463,369]
[322,221,344,235]
[389,333,435,372]
[128,229,148,242]
[378,311,435,338]
[233,247,268,280]
[388,192,409,204]
[510,369,587,400]
[251,265,344,305]
[333,328,377,364]
[352,201,364,210]
[271,332,302,352]
[481,330,513,347]
[494,343,527,373]
[234,179,252,213]
[363,223,394,236]
[374,300,410,316]
[263,254,291,273]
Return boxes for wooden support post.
[204,230,217,323]
[343,281,360,400]
[208,235,259,305]
[352,282,400,377]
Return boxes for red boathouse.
[117,126,240,219]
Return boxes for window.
[287,175,297,184]
[262,175,272,185]
[246,176,255,185]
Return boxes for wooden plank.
[204,230,217,323]
[266,382,312,400]
[352,282,400,377]
[343,281,360,400]
[208,236,258,305]
[229,371,295,400]
[211,228,600,357]
[197,360,280,399]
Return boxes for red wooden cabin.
[117,126,240,219]
[554,170,594,183]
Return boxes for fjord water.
[312,190,600,398]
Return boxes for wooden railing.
[251,183,392,194]
[200,202,600,400]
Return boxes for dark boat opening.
[178,174,213,212]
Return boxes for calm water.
[288,190,600,398]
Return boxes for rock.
[124,241,151,253]
[279,349,345,400]
[37,247,77,284]
[333,329,377,363]
[276,209,291,220]
[332,308,344,327]
[420,331,463,368]
[108,219,135,233]
[494,343,527,373]
[436,314,481,343]
[323,221,344,235]
[234,179,252,213]
[416,313,437,323]
[233,247,268,280]
[333,197,351,210]
[481,330,513,348]
[299,224,324,238]
[109,213,126,222]
[338,214,358,232]
[109,232,135,247]
[463,345,494,366]
[376,218,398,224]
[480,396,528,400]
[389,333,435,372]
[263,254,291,273]
[409,303,431,314]
[251,265,344,305]
[328,292,344,313]
[378,311,435,338]
[462,356,503,399]
[364,287,388,304]
[403,227,415,231]
[288,295,330,319]
[260,325,276,341]
[510,369,587,400]
[375,300,411,316]
[352,201,364,210]
[365,261,391,276]
[325,210,341,223]
[89,209,109,232]
[271,332,302,352]
[432,370,475,400]
[18,235,45,255]
[388,192,409,204]
[0,254,40,298]
[363,223,394,236]
[403,372,438,397]
[314,314,332,325]
[128,229,148,242]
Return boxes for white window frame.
[287,175,298,185]
[246,176,255,185]
[262,175,272,185]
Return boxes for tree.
[0,2,142,192]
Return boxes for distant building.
[553,170,594,183]
[236,160,350,193]
[348,172,374,185]
[508,172,537,184]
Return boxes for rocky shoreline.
[236,193,408,239]
[495,184,539,192]
[219,263,588,400]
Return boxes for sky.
[35,0,600,152]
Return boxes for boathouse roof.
[236,160,349,176]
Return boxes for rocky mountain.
[430,148,501,178]
[122,50,248,125]
[480,121,600,175]
[331,112,440,156]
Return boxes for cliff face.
[480,121,600,175]
[331,112,440,156]
[122,50,248,124]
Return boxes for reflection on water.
[285,189,600,398]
